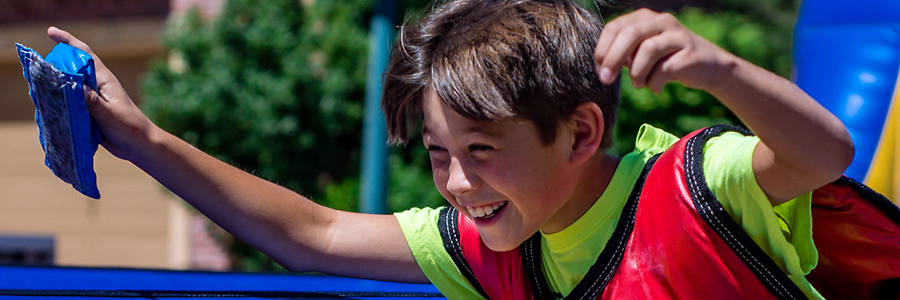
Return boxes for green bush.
[144,0,370,199]
[143,0,440,272]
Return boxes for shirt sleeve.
[394,207,486,299]
[702,133,822,298]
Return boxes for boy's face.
[422,89,582,251]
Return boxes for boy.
[45,0,858,298]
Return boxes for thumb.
[83,85,105,112]
[82,85,116,125]
[82,81,139,161]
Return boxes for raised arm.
[593,9,854,204]
[47,27,426,283]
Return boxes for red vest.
[438,126,900,300]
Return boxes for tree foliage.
[143,0,372,271]
[143,0,440,271]
[144,0,370,200]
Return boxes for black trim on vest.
[877,277,900,300]
[522,154,661,300]
[438,206,490,299]
[832,176,900,300]
[522,233,559,300]
[834,176,900,226]
[684,125,808,300]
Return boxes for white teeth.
[466,202,506,219]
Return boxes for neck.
[541,152,621,234]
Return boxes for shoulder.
[693,128,819,280]
[700,129,763,210]
[395,207,444,231]
[394,207,486,299]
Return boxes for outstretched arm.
[593,9,854,205]
[48,27,426,283]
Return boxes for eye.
[426,145,449,166]
[468,144,493,152]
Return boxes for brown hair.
[383,0,619,148]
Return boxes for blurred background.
[0,0,808,272]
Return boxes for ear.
[567,102,605,165]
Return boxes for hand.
[47,27,156,162]
[593,10,853,203]
[593,8,734,93]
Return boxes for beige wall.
[0,123,190,269]
[0,18,192,269]
[0,18,164,120]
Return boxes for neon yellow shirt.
[395,124,822,299]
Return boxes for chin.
[481,234,528,252]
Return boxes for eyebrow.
[421,123,503,139]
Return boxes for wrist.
[703,51,741,96]
[119,120,166,165]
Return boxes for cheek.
[430,161,453,201]
[483,156,542,189]
[497,153,570,201]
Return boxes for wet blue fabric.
[16,43,102,199]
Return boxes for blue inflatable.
[794,0,900,204]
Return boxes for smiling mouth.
[466,202,507,219]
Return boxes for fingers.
[47,26,95,55]
[83,85,106,109]
[51,27,105,109]
[594,9,660,84]
[48,26,149,162]
[644,56,675,93]
[594,9,683,87]
[47,26,111,77]
[48,26,127,103]
[629,31,685,90]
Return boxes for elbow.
[826,129,856,182]
[799,128,855,186]
[269,248,322,274]
[838,127,855,173]
[840,139,855,173]
[279,260,311,274]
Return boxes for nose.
[446,157,478,196]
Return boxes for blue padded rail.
[0,265,443,299]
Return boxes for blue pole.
[359,0,396,214]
